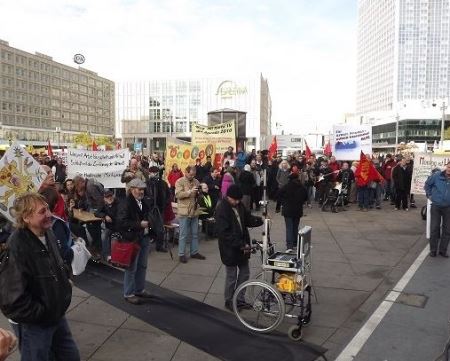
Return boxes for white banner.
[0,143,47,222]
[333,125,372,161]
[411,153,450,195]
[67,149,131,188]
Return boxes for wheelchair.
[231,170,314,340]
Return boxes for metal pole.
[440,101,446,146]
[395,113,399,154]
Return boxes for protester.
[0,193,80,360]
[238,164,256,211]
[175,166,206,263]
[278,171,307,249]
[117,178,153,305]
[148,152,165,178]
[382,154,396,203]
[121,158,146,189]
[392,157,411,211]
[94,189,119,261]
[167,163,183,198]
[221,166,235,198]
[203,168,222,205]
[215,184,263,311]
[275,160,290,212]
[424,161,450,257]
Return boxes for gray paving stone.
[121,316,168,335]
[161,273,214,293]
[171,342,220,361]
[172,261,221,277]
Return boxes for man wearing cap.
[94,189,119,261]
[215,184,263,311]
[175,166,206,263]
[117,178,153,304]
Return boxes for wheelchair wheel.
[233,280,286,333]
[253,272,295,314]
[288,325,303,341]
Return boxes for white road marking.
[335,245,430,361]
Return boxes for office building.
[357,0,450,115]
[0,39,115,147]
[117,74,272,151]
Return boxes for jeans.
[357,186,370,209]
[101,228,113,260]
[306,185,314,205]
[369,183,383,207]
[225,262,250,303]
[430,205,450,253]
[11,317,79,361]
[395,189,408,209]
[178,216,199,257]
[123,236,150,297]
[284,216,300,249]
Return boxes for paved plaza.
[1,198,433,361]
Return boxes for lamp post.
[441,101,447,147]
[55,126,61,150]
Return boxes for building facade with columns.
[117,73,272,152]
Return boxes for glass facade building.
[357,0,450,115]
[117,74,272,152]
[0,40,115,146]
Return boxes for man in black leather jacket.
[0,192,79,361]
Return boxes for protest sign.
[0,143,47,222]
[67,149,131,188]
[333,125,372,160]
[192,121,236,155]
[411,153,450,195]
[164,140,215,178]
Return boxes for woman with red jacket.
[168,163,183,199]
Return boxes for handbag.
[71,238,92,276]
[110,233,141,269]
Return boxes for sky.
[0,0,357,135]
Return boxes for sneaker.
[191,253,206,260]
[135,290,153,299]
[125,295,143,305]
[439,251,449,258]
[179,255,187,263]
[394,207,399,211]
[224,301,233,311]
[307,204,312,209]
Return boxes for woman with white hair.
[275,160,290,212]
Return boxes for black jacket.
[203,174,222,203]
[215,200,263,266]
[0,228,72,325]
[117,194,149,242]
[94,199,120,231]
[392,164,412,192]
[238,170,256,195]
[278,178,307,218]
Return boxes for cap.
[128,178,147,189]
[148,166,159,173]
[104,189,114,197]
[244,164,251,172]
[226,184,243,200]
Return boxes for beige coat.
[175,176,202,217]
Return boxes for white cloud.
[0,0,356,134]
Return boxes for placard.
[333,125,372,160]
[411,153,450,195]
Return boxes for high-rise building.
[0,40,115,147]
[117,74,272,152]
[356,0,450,115]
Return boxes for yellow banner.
[191,121,236,155]
[165,140,216,177]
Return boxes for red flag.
[268,136,277,160]
[92,139,98,151]
[305,142,312,158]
[354,151,384,187]
[47,139,53,157]
[324,141,332,156]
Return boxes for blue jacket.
[235,151,248,169]
[424,171,450,206]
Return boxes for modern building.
[357,0,450,115]
[0,39,115,147]
[117,74,272,152]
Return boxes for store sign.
[216,80,247,99]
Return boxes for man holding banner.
[424,161,450,258]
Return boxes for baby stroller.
[321,182,349,213]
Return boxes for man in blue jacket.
[424,161,450,257]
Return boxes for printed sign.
[333,125,372,161]
[192,121,236,155]
[411,153,450,195]
[67,149,131,188]
[0,143,47,222]
[164,140,215,179]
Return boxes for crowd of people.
[0,144,427,361]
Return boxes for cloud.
[0,0,356,134]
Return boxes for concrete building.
[0,39,115,147]
[117,74,272,152]
[357,0,450,115]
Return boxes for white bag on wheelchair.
[71,238,92,276]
